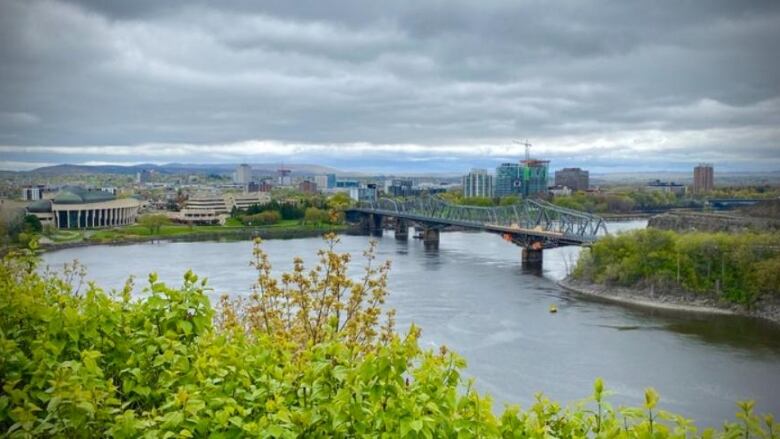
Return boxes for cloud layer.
[1,0,779,172]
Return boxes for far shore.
[20,223,351,255]
[558,278,780,325]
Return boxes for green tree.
[303,207,327,225]
[137,213,171,234]
[327,192,353,209]
[22,215,42,233]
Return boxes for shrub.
[0,237,777,437]
[243,210,282,226]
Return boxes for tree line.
[573,228,780,307]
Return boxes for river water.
[41,221,780,426]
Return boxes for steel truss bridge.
[346,196,608,248]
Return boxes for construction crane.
[513,139,532,161]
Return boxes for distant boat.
[549,304,558,313]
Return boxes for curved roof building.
[25,186,141,229]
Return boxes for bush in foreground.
[0,237,777,437]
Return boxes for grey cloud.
[1,0,779,171]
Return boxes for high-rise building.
[693,163,714,194]
[520,159,549,198]
[384,179,414,197]
[234,164,252,185]
[314,174,337,190]
[554,168,589,191]
[462,169,493,198]
[136,169,152,184]
[277,167,292,186]
[495,163,523,197]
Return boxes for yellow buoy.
[549,304,558,313]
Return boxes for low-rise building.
[178,192,271,224]
[646,180,686,195]
[548,185,572,197]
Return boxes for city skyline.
[1,0,779,172]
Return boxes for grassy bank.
[34,220,347,249]
[572,228,780,309]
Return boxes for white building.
[25,186,140,229]
[462,169,493,198]
[179,192,271,224]
[234,164,252,185]
[21,185,45,201]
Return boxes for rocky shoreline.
[558,278,780,325]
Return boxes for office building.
[298,180,318,194]
[384,179,414,197]
[693,163,714,194]
[495,163,523,197]
[136,169,152,184]
[180,192,270,224]
[313,174,337,190]
[348,184,378,203]
[554,168,589,191]
[462,169,493,198]
[234,164,252,185]
[21,185,45,201]
[277,167,292,186]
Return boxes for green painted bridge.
[346,196,608,265]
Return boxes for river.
[41,221,780,427]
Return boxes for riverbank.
[26,222,348,254]
[558,278,780,325]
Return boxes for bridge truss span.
[349,196,608,247]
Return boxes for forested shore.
[569,228,780,323]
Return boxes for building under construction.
[520,159,550,198]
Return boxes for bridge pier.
[521,242,544,269]
[422,227,440,249]
[369,214,383,237]
[394,218,408,240]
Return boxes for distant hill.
[21,163,346,177]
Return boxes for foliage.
[243,200,314,221]
[1,238,778,437]
[21,215,42,234]
[302,207,329,225]
[552,190,679,213]
[219,234,395,352]
[573,228,780,305]
[327,192,353,210]
[0,209,25,246]
[136,214,171,234]
[243,210,282,226]
[436,192,528,207]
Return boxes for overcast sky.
[1,0,779,173]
